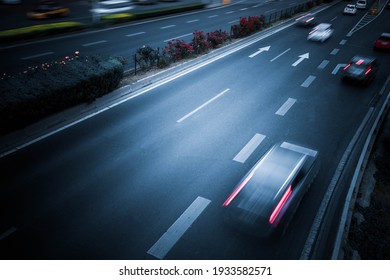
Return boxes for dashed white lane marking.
[317,60,329,70]
[126,32,146,37]
[330,48,339,55]
[160,25,176,29]
[225,11,234,14]
[339,39,347,45]
[331,16,337,21]
[0,227,17,241]
[270,48,290,62]
[21,52,54,60]
[228,19,239,24]
[233,133,266,163]
[164,33,192,42]
[301,75,316,88]
[82,40,107,47]
[276,98,296,116]
[208,15,219,18]
[240,8,248,11]
[186,19,199,23]
[177,88,230,123]
[147,196,210,259]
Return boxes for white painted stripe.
[21,52,53,60]
[164,33,192,42]
[147,196,210,259]
[228,19,239,24]
[265,9,276,14]
[270,48,290,62]
[331,16,337,21]
[160,25,176,29]
[317,60,329,70]
[233,133,266,163]
[332,64,347,75]
[82,40,107,47]
[281,142,317,157]
[186,19,199,23]
[0,227,16,241]
[339,39,347,45]
[275,98,296,116]
[126,32,146,37]
[330,48,339,55]
[240,8,248,11]
[177,89,229,123]
[208,15,218,18]
[301,75,316,88]
[225,11,234,14]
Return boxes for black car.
[341,55,379,85]
[295,13,316,27]
[222,142,319,238]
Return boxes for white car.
[307,23,334,42]
[344,4,357,14]
[356,0,367,9]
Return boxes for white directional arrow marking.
[332,64,347,75]
[292,53,309,67]
[249,46,271,58]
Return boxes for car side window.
[291,169,305,189]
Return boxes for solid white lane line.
[82,40,107,47]
[21,52,54,60]
[0,227,16,241]
[160,25,176,29]
[147,196,210,259]
[270,48,290,62]
[233,133,266,163]
[126,32,146,37]
[176,88,230,123]
[164,33,192,42]
[186,19,199,23]
[330,48,339,55]
[281,142,317,157]
[276,98,296,116]
[317,60,329,70]
[301,75,316,88]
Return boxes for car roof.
[379,33,390,38]
[346,4,355,7]
[350,55,376,65]
[314,23,331,29]
[234,144,307,216]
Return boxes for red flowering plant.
[231,15,266,38]
[163,39,194,62]
[207,30,230,48]
[191,30,210,54]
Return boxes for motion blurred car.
[356,0,367,9]
[27,1,70,19]
[222,142,319,238]
[295,13,316,27]
[342,55,379,85]
[344,4,357,14]
[307,23,334,42]
[374,33,390,51]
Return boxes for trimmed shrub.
[207,30,230,48]
[191,30,210,54]
[0,53,124,135]
[163,39,194,62]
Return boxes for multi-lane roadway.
[0,0,389,260]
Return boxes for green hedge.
[0,54,124,135]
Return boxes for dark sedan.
[342,55,379,85]
[222,142,319,238]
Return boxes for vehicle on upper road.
[222,142,319,238]
[356,0,367,9]
[374,33,390,51]
[307,23,334,42]
[344,4,357,14]
[27,1,70,20]
[295,13,316,27]
[342,55,379,85]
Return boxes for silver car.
[223,142,319,238]
[307,23,334,42]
